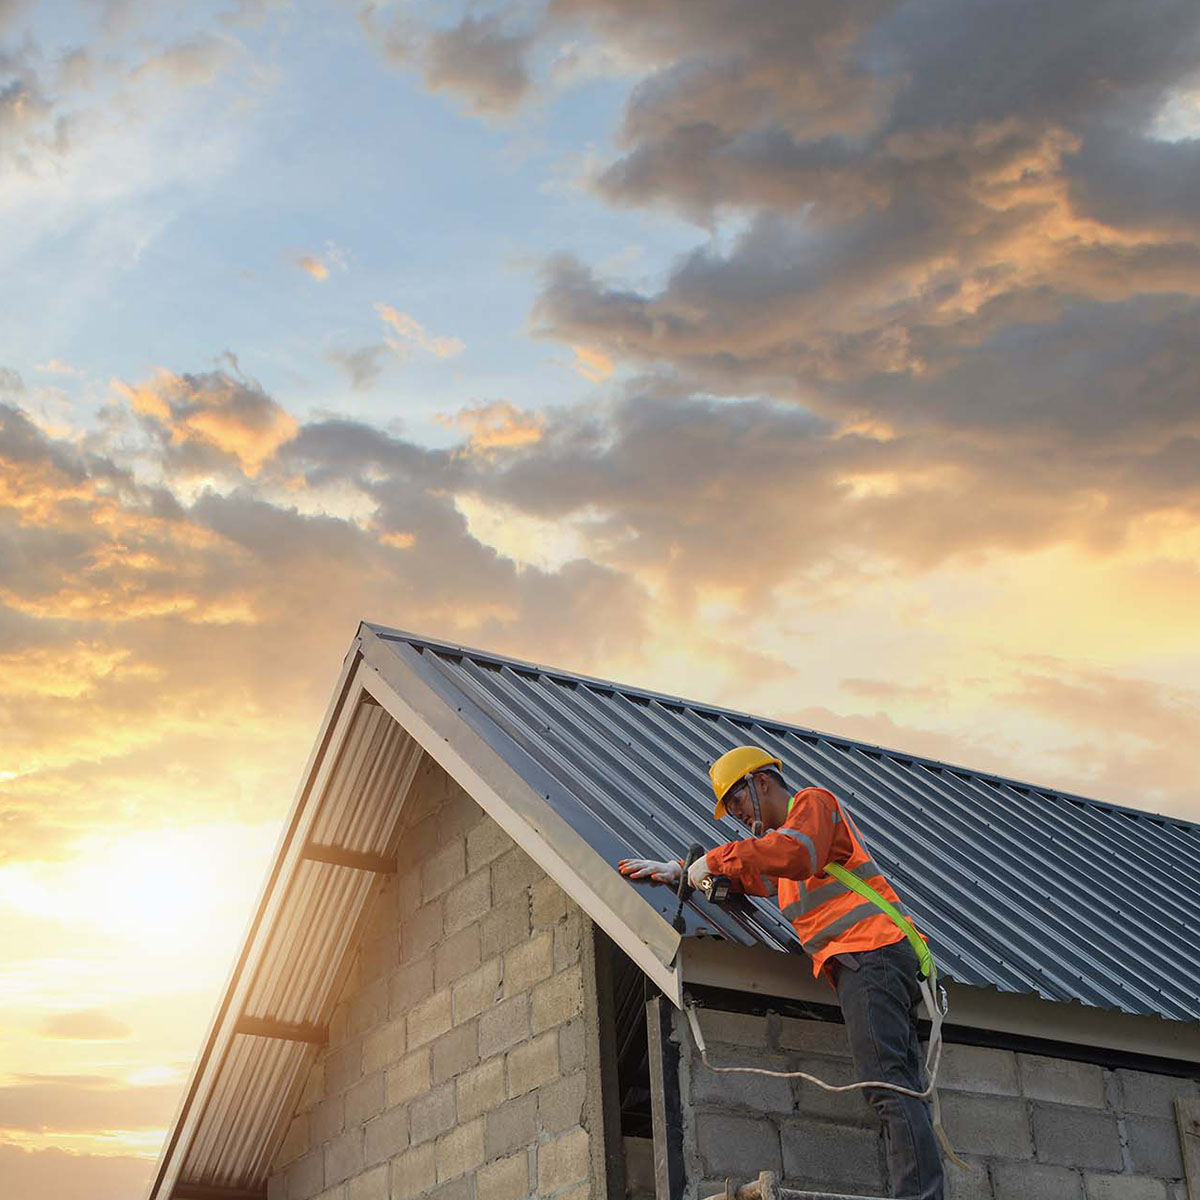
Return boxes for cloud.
[0,1074,177,1132]
[296,254,329,280]
[437,401,544,456]
[33,361,83,378]
[327,344,388,390]
[113,368,299,477]
[39,1010,132,1041]
[375,303,465,359]
[0,1146,151,1200]
[364,8,535,116]
[569,345,614,382]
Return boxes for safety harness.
[683,788,964,1167]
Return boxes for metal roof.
[369,624,1200,1025]
[150,623,1200,1199]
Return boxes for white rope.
[683,974,966,1167]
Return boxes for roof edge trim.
[358,628,683,1007]
[679,940,1200,1064]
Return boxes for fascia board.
[678,939,1200,1065]
[358,631,683,1007]
[146,642,369,1200]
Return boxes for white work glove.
[618,857,682,885]
[687,855,713,889]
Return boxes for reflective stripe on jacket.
[704,787,911,980]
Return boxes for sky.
[2,0,1199,1195]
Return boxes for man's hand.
[687,855,713,889]
[618,858,682,885]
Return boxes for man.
[618,745,944,1200]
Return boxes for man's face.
[725,779,755,829]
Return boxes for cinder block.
[421,839,466,902]
[276,1112,310,1167]
[532,963,584,1033]
[945,1156,995,1200]
[389,956,433,1015]
[452,957,502,1025]
[491,845,544,903]
[431,1021,479,1085]
[476,1150,529,1200]
[346,1163,387,1200]
[694,1008,771,1049]
[434,925,481,989]
[777,1016,852,1058]
[299,1060,325,1111]
[390,1141,436,1200]
[436,1117,485,1181]
[537,1126,590,1194]
[312,1095,345,1144]
[407,988,452,1049]
[504,931,555,996]
[360,931,399,984]
[941,1094,1032,1159]
[554,910,583,970]
[939,1044,1020,1096]
[410,1082,457,1146]
[1117,1071,1200,1119]
[386,1049,430,1108]
[485,1093,538,1160]
[1084,1175,1169,1200]
[467,818,515,873]
[480,897,531,958]
[426,1178,471,1200]
[992,1161,1083,1200]
[539,1071,587,1135]
[506,1029,559,1097]
[349,978,387,1037]
[780,1120,885,1195]
[324,1129,364,1186]
[1126,1115,1184,1178]
[285,1149,324,1200]
[691,1048,794,1115]
[345,1071,386,1128]
[1033,1104,1121,1171]
[456,1057,506,1122]
[479,994,530,1059]
[364,1104,408,1166]
[695,1111,782,1177]
[531,876,569,928]
[403,901,445,959]
[362,1016,406,1075]
[325,1040,364,1095]
[1019,1054,1106,1108]
[786,1054,873,1124]
[444,868,491,934]
[559,1017,587,1073]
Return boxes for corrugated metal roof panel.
[375,629,1200,1024]
[166,695,424,1196]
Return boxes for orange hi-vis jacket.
[705,787,913,981]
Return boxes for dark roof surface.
[370,624,1200,1023]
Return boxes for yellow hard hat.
[709,745,782,820]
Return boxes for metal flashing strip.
[678,939,1200,1066]
[357,628,684,1007]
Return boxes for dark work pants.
[832,940,945,1200]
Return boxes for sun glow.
[0,823,277,957]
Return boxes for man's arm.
[706,788,838,891]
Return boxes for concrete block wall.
[676,1006,1200,1200]
[267,755,602,1200]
